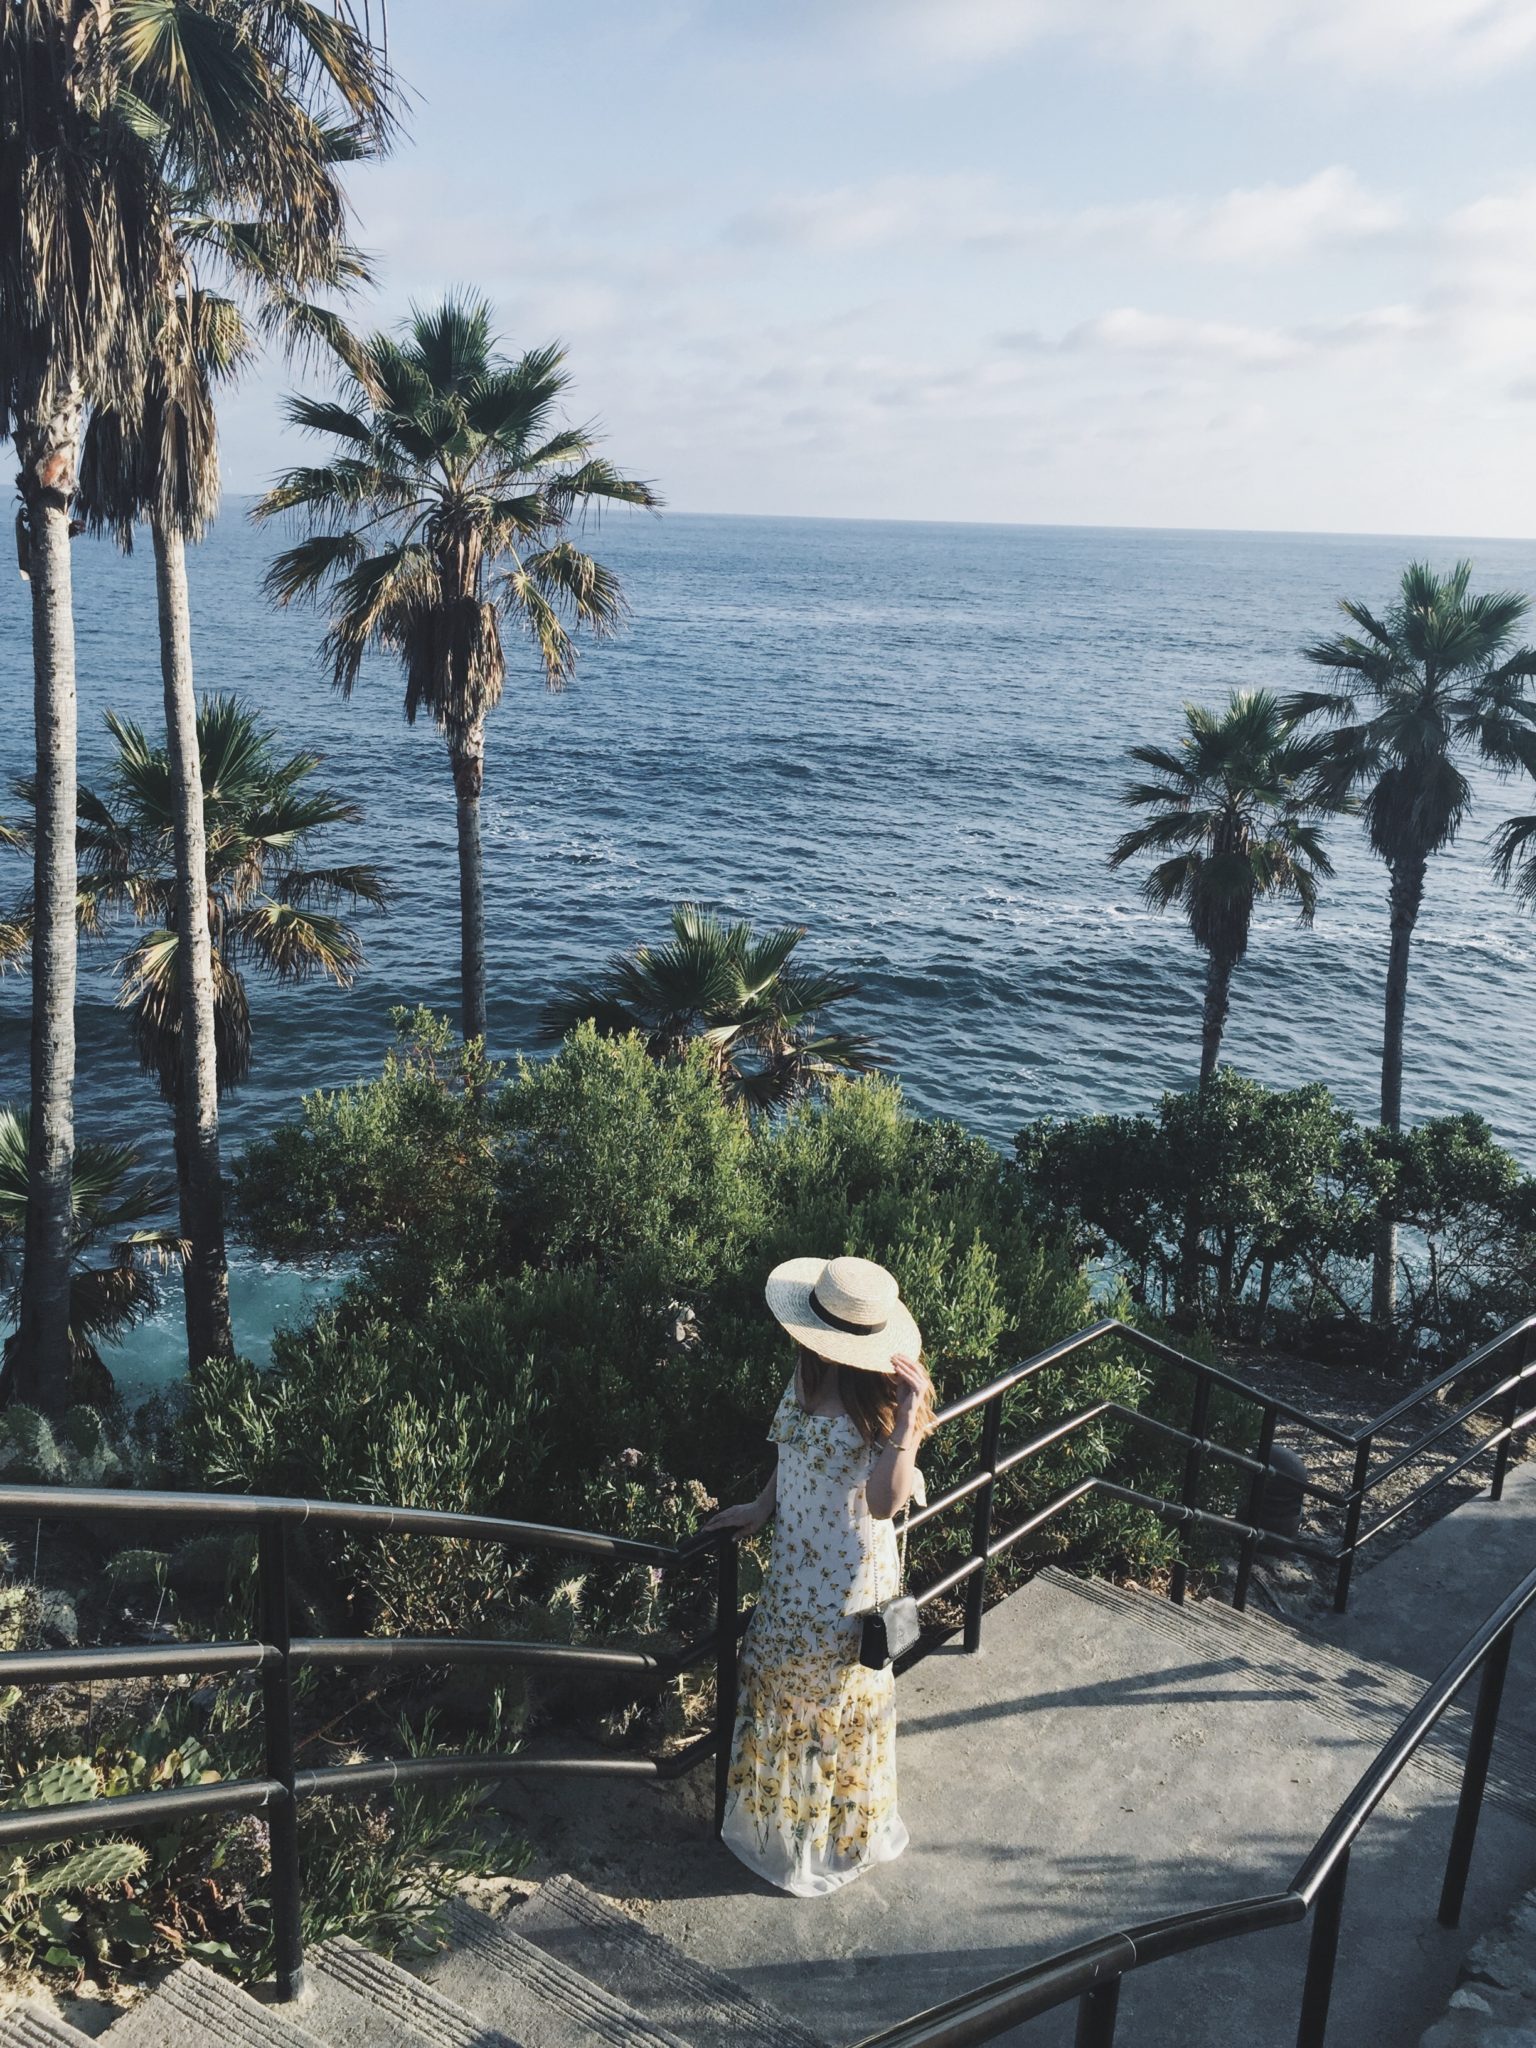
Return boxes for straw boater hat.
[764,1255,922,1373]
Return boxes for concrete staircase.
[3,1465,1532,2047]
[499,1560,1536,2047]
[0,1874,827,2048]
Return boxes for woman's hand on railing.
[700,1498,772,1540]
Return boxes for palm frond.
[547,457,661,515]
[273,862,389,910]
[1490,813,1536,906]
[226,901,364,983]
[284,394,374,446]
[502,567,576,688]
[263,528,368,605]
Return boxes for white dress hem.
[720,1806,910,1898]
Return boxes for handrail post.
[1169,1375,1212,1607]
[963,1392,1004,1654]
[1490,1337,1529,1501]
[257,1518,305,2002]
[1438,1624,1515,1927]
[712,1537,739,1838]
[1074,1977,1122,2045]
[1490,1377,1519,1503]
[1333,1438,1372,1615]
[1296,1849,1350,2048]
[1234,1407,1278,1613]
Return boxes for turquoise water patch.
[100,1257,347,1409]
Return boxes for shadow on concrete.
[900,1654,1320,1732]
[503,1569,1536,2048]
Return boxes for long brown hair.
[795,1344,935,1449]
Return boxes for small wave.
[533,838,635,869]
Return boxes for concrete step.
[105,1959,328,2048]
[510,1873,826,2048]
[306,1934,518,2048]
[498,1566,1536,2048]
[1054,1568,1536,1827]
[424,1899,688,2048]
[0,2011,93,2048]
[1310,1460,1536,1742]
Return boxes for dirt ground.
[1202,1339,1522,1617]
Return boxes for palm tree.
[1287,561,1536,1320]
[79,206,381,1371]
[0,1,172,1409]
[0,698,385,1243]
[0,1107,183,1406]
[1110,690,1339,1084]
[88,697,388,1139]
[539,904,877,1110]
[0,0,390,1407]
[256,294,660,1044]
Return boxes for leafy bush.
[0,1681,526,1988]
[232,1008,504,1312]
[1016,1071,1536,1364]
[204,1015,1167,1631]
[0,1405,150,1489]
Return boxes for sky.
[218,0,1536,535]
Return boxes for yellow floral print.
[719,1383,910,1896]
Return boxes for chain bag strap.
[858,1495,921,1672]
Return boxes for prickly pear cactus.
[0,1404,126,1486]
[30,1839,146,1896]
[16,1757,98,1810]
[103,1548,168,1593]
[50,1408,120,1487]
[0,1712,244,1980]
[0,1409,63,1482]
[0,1585,41,1654]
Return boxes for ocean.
[4,510,1535,1391]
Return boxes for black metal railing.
[0,1484,739,2001]
[895,1310,1536,1636]
[0,1308,1530,2003]
[850,1556,1536,2048]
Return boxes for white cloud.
[729,166,1402,266]
[1190,168,1403,262]
[864,0,1536,79]
[729,173,1005,252]
[1070,307,1303,365]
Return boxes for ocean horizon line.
[213,494,1536,551]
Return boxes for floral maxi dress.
[720,1383,910,1896]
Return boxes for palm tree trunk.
[1199,950,1235,1085]
[1176,950,1236,1317]
[1372,855,1426,1326]
[152,520,233,1368]
[1379,857,1424,1130]
[12,393,83,1413]
[450,723,487,1044]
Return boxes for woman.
[704,1254,935,1897]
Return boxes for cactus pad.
[31,1838,147,1895]
[16,1758,98,1810]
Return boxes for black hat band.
[809,1286,888,1337]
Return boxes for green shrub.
[0,1403,173,1491]
[0,1683,526,1987]
[1017,1071,1536,1365]
[205,1018,1167,1629]
[232,1008,504,1312]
